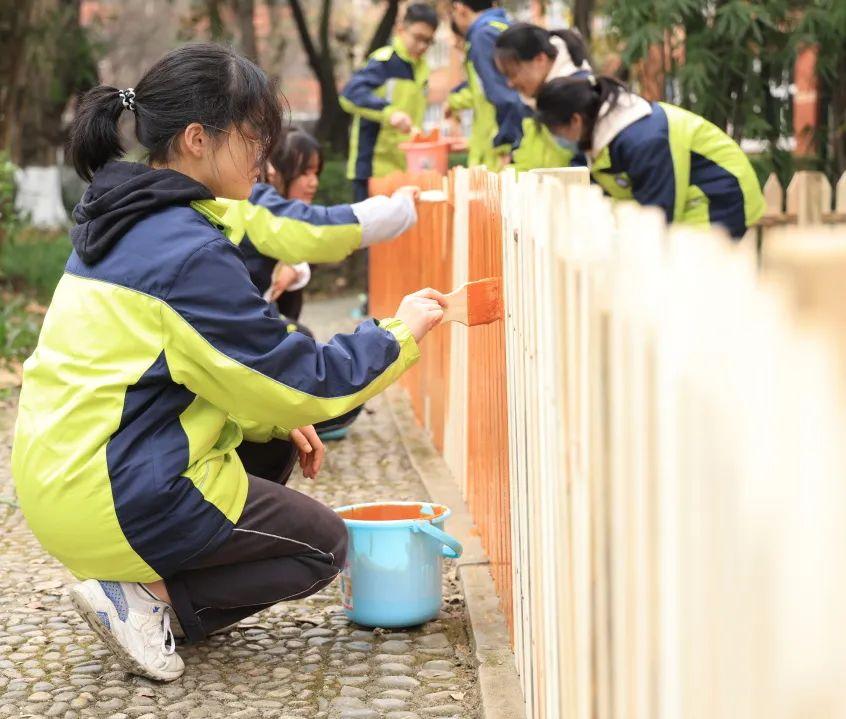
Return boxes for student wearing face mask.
[536,75,765,238]
[494,23,593,171]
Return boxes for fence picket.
[786,170,832,225]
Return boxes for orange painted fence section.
[369,168,513,631]
[465,170,512,628]
[369,171,452,453]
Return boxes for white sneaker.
[69,579,184,682]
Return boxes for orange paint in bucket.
[337,502,447,523]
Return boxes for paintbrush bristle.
[465,277,503,326]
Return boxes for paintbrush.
[418,189,448,203]
[441,277,503,326]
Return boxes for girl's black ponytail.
[547,28,590,69]
[536,75,626,149]
[68,85,128,182]
[67,43,283,184]
[495,23,589,69]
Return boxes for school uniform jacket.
[587,93,765,237]
[447,81,473,114]
[11,162,419,583]
[340,36,429,181]
[463,8,531,168]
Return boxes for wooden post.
[786,170,831,225]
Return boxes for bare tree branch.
[318,0,331,56]
[205,0,225,41]
[366,0,400,56]
[287,0,322,74]
[232,0,258,61]
[573,0,593,40]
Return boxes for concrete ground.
[0,295,481,719]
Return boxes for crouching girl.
[11,43,444,682]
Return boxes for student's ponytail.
[495,23,589,69]
[547,29,589,69]
[67,43,283,184]
[68,85,129,182]
[535,75,626,149]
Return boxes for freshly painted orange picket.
[464,168,512,632]
[369,171,453,452]
[369,169,514,634]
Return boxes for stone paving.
[0,296,481,719]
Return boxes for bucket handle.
[414,520,463,559]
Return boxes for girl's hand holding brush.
[395,288,447,342]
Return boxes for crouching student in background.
[238,128,419,326]
[219,127,420,441]
[536,75,765,238]
[12,43,445,683]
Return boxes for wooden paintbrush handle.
[441,286,468,325]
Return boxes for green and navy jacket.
[447,81,472,114]
[588,95,765,238]
[464,8,531,168]
[340,36,429,181]
[221,183,416,296]
[11,162,419,583]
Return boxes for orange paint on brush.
[442,278,503,326]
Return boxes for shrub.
[1,227,71,302]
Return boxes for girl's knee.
[326,510,349,571]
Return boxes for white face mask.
[554,135,580,153]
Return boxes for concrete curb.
[387,386,526,719]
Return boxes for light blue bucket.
[335,501,463,628]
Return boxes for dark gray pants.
[166,440,348,643]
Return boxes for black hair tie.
[118,88,136,113]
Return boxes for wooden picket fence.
[370,167,846,718]
[370,168,513,627]
[752,170,846,242]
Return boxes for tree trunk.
[205,0,226,41]
[0,1,33,158]
[287,0,349,152]
[3,0,97,226]
[286,0,413,153]
[12,0,96,166]
[232,0,258,61]
[573,0,593,41]
[831,54,846,183]
[366,0,400,56]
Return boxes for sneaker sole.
[69,586,184,682]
